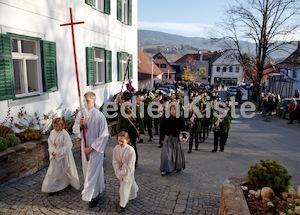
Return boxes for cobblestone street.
[1,112,300,214]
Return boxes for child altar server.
[42,118,80,195]
[112,131,139,213]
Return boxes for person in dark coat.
[211,109,230,152]
[160,105,186,176]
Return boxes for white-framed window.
[222,67,227,72]
[117,51,132,81]
[121,52,129,80]
[11,37,42,97]
[235,67,240,73]
[229,66,233,72]
[86,47,111,86]
[94,48,105,84]
[117,0,131,25]
[216,66,220,72]
[93,0,104,11]
[85,0,110,14]
[122,0,128,24]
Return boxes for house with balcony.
[276,42,300,97]
[0,0,137,124]
[211,50,243,86]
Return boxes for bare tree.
[219,0,300,99]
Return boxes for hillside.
[138,29,296,62]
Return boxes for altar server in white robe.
[42,118,80,195]
[112,131,139,213]
[73,91,109,207]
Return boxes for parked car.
[158,87,169,95]
[277,98,300,119]
[227,86,248,100]
[161,84,175,90]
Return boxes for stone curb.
[219,174,251,215]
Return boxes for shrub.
[17,129,43,142]
[0,125,13,138]
[0,137,9,151]
[248,159,292,194]
[5,133,21,147]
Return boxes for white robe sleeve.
[112,146,123,181]
[117,147,136,182]
[55,130,73,161]
[47,131,55,160]
[90,112,109,153]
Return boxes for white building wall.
[211,50,243,86]
[0,0,137,122]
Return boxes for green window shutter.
[0,34,14,100]
[41,40,58,92]
[85,0,93,6]
[105,50,112,83]
[128,54,133,79]
[86,47,95,86]
[104,0,110,14]
[128,0,132,26]
[117,0,122,21]
[117,52,122,81]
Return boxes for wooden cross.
[60,8,89,161]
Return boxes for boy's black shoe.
[48,192,58,196]
[158,144,163,148]
[211,150,217,153]
[89,197,99,207]
[117,205,125,213]
[137,139,143,143]
[187,150,191,153]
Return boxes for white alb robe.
[73,107,109,201]
[42,129,80,193]
[112,144,139,207]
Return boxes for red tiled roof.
[138,49,163,75]
[175,51,221,64]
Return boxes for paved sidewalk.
[0,112,299,214]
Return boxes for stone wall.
[219,174,251,215]
[0,135,81,184]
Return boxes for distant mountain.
[138,29,297,62]
[138,29,247,52]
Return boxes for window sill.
[8,93,50,108]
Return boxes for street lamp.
[167,69,170,83]
[151,58,154,91]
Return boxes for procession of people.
[41,81,234,213]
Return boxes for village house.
[153,53,176,83]
[0,0,137,125]
[211,50,243,86]
[277,42,300,97]
[138,49,162,91]
[175,51,220,83]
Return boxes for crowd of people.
[258,91,300,124]
[41,82,235,213]
[258,92,281,117]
